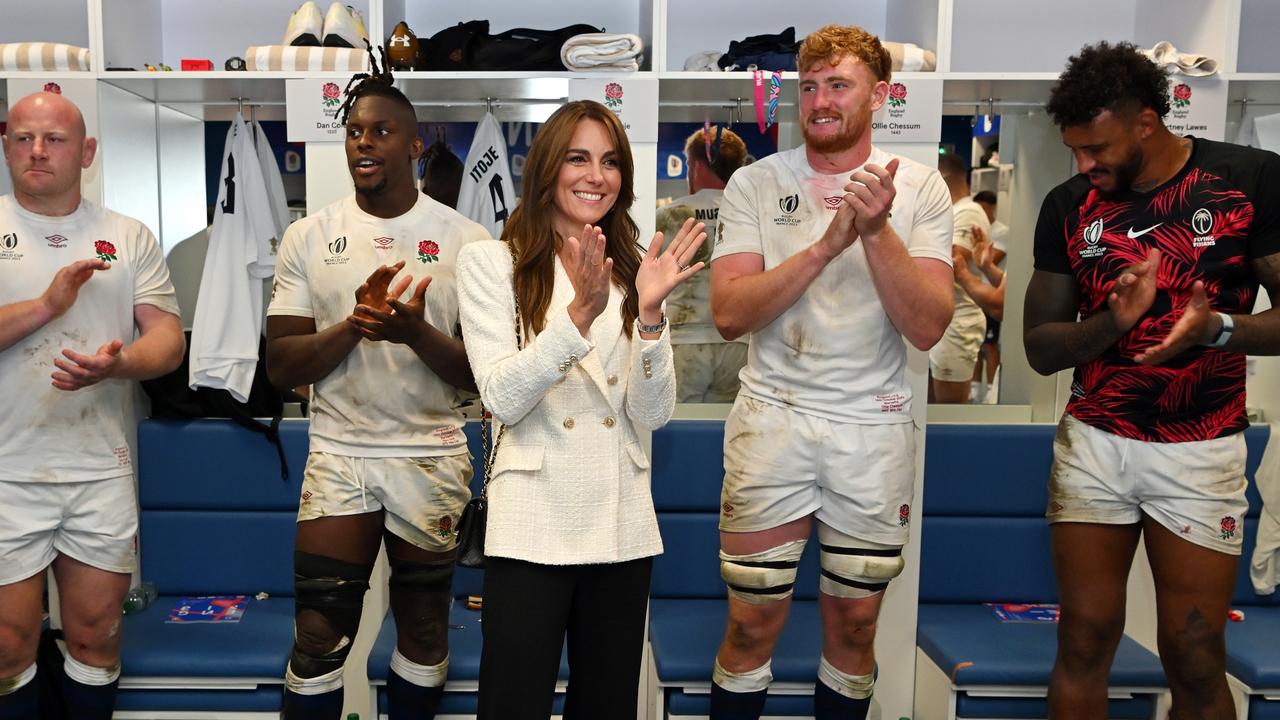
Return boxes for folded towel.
[561,33,643,71]
[885,42,937,72]
[0,43,91,71]
[246,45,369,72]
[1142,41,1218,77]
[684,50,724,72]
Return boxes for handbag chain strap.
[479,250,523,501]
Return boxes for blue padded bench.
[117,418,310,716]
[365,422,569,718]
[649,420,824,717]
[917,424,1166,719]
[1227,425,1280,718]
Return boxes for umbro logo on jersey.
[373,236,395,250]
[1079,218,1106,259]
[823,196,843,210]
[1126,223,1162,239]
[46,234,68,248]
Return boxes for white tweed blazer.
[457,240,676,565]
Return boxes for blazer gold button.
[607,374,618,385]
[563,417,575,429]
[603,416,616,428]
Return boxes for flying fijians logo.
[887,82,908,109]
[94,240,117,262]
[417,240,440,263]
[1079,218,1106,258]
[1191,207,1217,247]
[1172,83,1192,110]
[604,82,624,110]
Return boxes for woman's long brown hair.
[501,100,641,338]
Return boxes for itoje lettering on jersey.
[468,146,501,184]
[468,146,511,227]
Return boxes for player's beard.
[1096,143,1145,198]
[354,175,389,198]
[802,105,871,154]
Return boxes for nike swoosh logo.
[1126,223,1162,239]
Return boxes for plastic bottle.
[346,714,360,720]
[122,582,157,614]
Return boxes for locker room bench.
[116,418,310,716]
[916,423,1169,720]
[648,420,824,717]
[364,422,570,719]
[1228,425,1280,719]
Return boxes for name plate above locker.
[285,78,345,143]
[1163,76,1227,141]
[871,77,942,144]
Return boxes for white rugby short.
[1047,414,1248,555]
[720,395,917,545]
[297,451,473,552]
[0,475,138,585]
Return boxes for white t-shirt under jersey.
[0,195,180,483]
[655,188,742,345]
[267,193,489,457]
[711,146,953,423]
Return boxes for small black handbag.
[455,269,523,569]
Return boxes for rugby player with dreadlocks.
[266,43,490,719]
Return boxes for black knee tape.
[290,551,373,678]
[387,556,454,594]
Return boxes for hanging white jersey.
[189,114,279,402]
[254,120,290,239]
[655,188,739,345]
[457,112,514,240]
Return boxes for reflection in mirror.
[930,113,1022,407]
[657,122,775,403]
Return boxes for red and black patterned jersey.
[1034,137,1280,442]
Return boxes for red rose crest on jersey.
[437,515,454,538]
[1220,516,1237,540]
[418,240,440,263]
[94,240,117,261]
[898,504,911,527]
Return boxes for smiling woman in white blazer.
[457,100,706,719]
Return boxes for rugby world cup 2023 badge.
[1079,218,1106,258]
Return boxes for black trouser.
[477,555,653,720]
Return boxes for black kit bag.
[141,331,299,480]
[419,20,489,70]
[455,257,523,569]
[469,23,603,71]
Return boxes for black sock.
[813,679,871,720]
[386,668,445,719]
[281,687,344,719]
[60,674,118,720]
[709,681,767,720]
[0,677,39,720]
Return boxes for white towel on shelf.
[0,43,91,71]
[1142,41,1218,77]
[1252,423,1280,596]
[246,45,368,72]
[561,33,643,71]
[684,50,724,72]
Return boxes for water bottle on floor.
[122,582,157,614]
